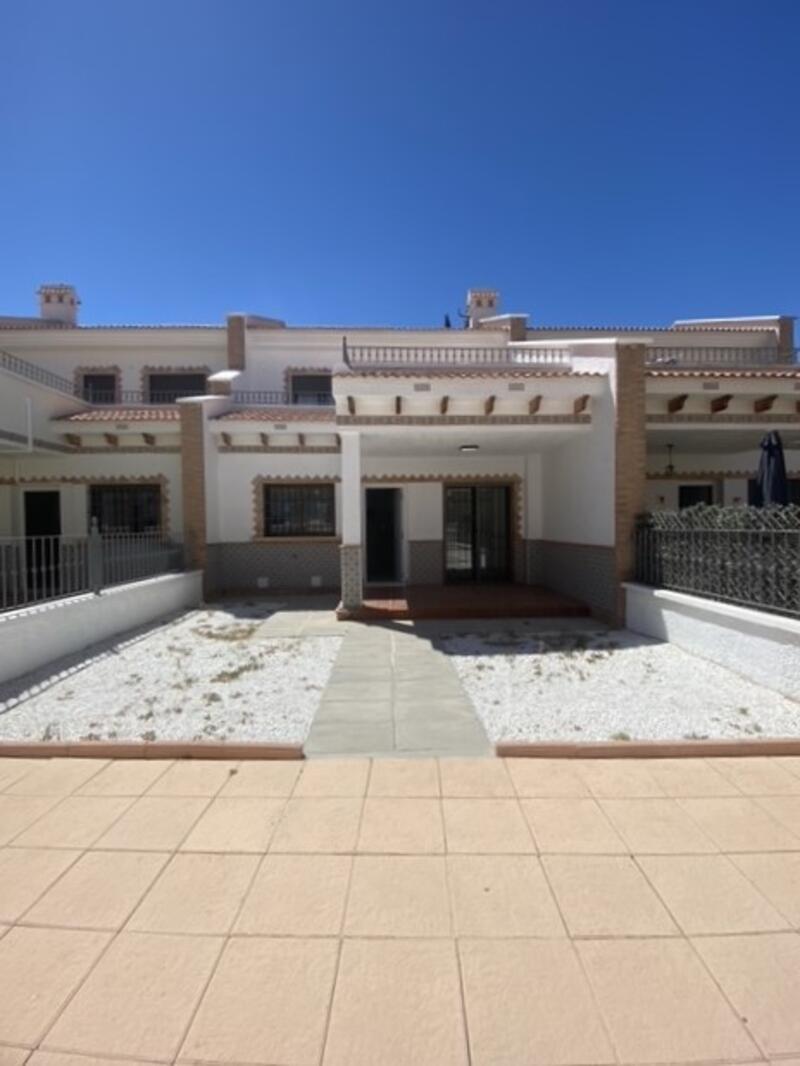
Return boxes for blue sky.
[1,0,799,327]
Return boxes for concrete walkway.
[1,754,800,1066]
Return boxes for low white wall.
[0,571,202,685]
[625,582,800,699]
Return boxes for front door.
[366,488,401,583]
[445,485,511,583]
[24,490,61,600]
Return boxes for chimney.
[466,288,499,328]
[37,283,80,325]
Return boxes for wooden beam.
[103,433,118,447]
[298,433,305,447]
[440,395,449,415]
[484,395,496,416]
[335,433,341,448]
[754,394,777,414]
[347,395,356,415]
[710,394,732,414]
[668,393,689,414]
[528,395,542,415]
[220,432,232,447]
[260,433,269,447]
[573,394,590,415]
[142,433,156,446]
[64,433,82,449]
[394,396,402,415]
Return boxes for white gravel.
[439,628,800,742]
[0,604,342,743]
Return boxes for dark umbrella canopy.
[753,431,789,506]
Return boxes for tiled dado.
[340,544,363,609]
[205,541,340,594]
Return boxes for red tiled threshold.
[338,583,590,621]
[498,739,800,758]
[0,741,304,760]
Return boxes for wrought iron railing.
[0,528,183,613]
[79,389,203,405]
[230,390,334,406]
[343,343,573,370]
[0,348,77,396]
[635,505,800,618]
[646,347,798,369]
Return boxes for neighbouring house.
[1,283,798,624]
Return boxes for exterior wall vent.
[413,383,432,392]
[701,382,720,391]
[508,382,525,392]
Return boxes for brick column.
[179,401,207,575]
[339,430,363,612]
[226,314,246,371]
[614,343,647,624]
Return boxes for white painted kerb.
[0,571,203,685]
[625,582,800,700]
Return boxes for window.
[146,373,207,403]
[89,485,161,533]
[678,484,714,508]
[748,477,800,505]
[81,373,117,403]
[289,373,333,406]
[263,484,335,537]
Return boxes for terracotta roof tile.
[647,368,800,379]
[215,406,336,422]
[334,368,586,379]
[59,407,182,422]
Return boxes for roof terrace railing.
[646,347,798,369]
[343,344,573,370]
[230,390,334,406]
[0,348,76,396]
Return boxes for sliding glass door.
[444,485,511,583]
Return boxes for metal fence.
[635,505,800,618]
[230,390,334,406]
[0,528,184,613]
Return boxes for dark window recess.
[678,484,714,508]
[81,373,117,403]
[263,484,335,537]
[89,485,161,533]
[146,373,207,403]
[748,477,800,505]
[289,374,333,405]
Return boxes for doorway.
[444,484,511,583]
[366,488,402,583]
[24,490,61,600]
[678,484,714,508]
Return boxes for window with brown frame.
[263,484,335,537]
[89,485,161,533]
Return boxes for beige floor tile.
[646,758,742,797]
[755,795,800,837]
[324,938,467,1066]
[505,758,591,798]
[448,854,565,937]
[94,796,209,851]
[180,798,284,853]
[438,758,513,798]
[521,798,626,853]
[13,797,133,849]
[578,937,758,1064]
[713,757,800,796]
[293,758,370,797]
[639,854,790,934]
[344,856,450,937]
[0,847,81,923]
[23,851,167,931]
[270,797,363,853]
[182,937,338,1066]
[146,760,238,797]
[0,758,41,792]
[544,855,677,936]
[358,798,444,854]
[0,796,59,846]
[77,760,174,796]
[6,760,107,797]
[443,799,534,854]
[578,759,665,798]
[234,854,351,935]
[0,1047,30,1066]
[367,758,440,797]
[601,798,718,854]
[29,1054,156,1066]
[460,938,614,1066]
[218,759,302,797]
[0,926,109,1045]
[775,756,800,780]
[695,933,800,1057]
[127,853,258,934]
[732,852,800,925]
[44,931,222,1061]
[678,797,800,852]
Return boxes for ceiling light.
[459,444,479,452]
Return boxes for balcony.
[342,344,573,371]
[230,390,334,407]
[646,347,798,369]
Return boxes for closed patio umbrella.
[752,431,789,506]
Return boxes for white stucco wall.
[0,571,202,685]
[625,583,800,700]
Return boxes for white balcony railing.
[646,347,798,369]
[343,344,573,370]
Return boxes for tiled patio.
[1,754,800,1065]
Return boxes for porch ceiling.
[647,426,800,454]
[359,424,590,456]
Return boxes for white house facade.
[1,285,798,624]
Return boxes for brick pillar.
[226,314,246,371]
[614,343,647,625]
[180,401,207,575]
